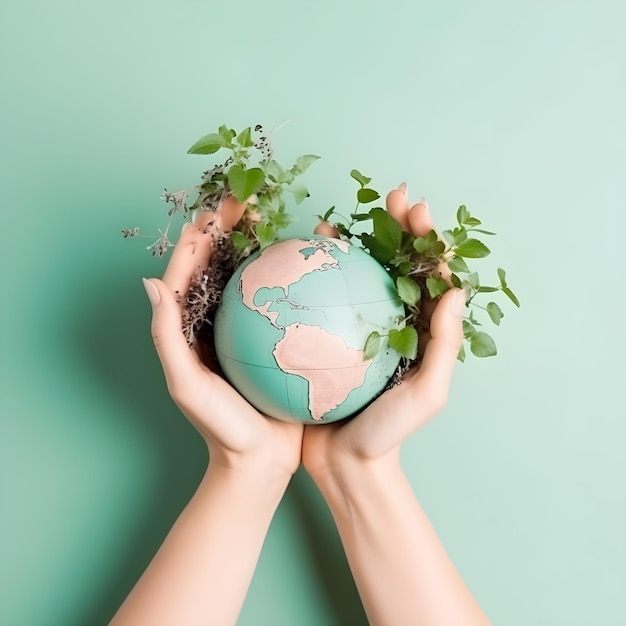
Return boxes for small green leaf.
[236,127,253,147]
[364,331,382,360]
[452,227,468,244]
[463,320,476,338]
[292,154,320,175]
[290,183,309,204]
[455,239,491,258]
[388,326,418,360]
[497,267,507,288]
[264,159,284,183]
[487,302,504,326]
[360,232,395,264]
[269,211,295,229]
[442,230,455,245]
[371,207,403,250]
[396,276,421,306]
[469,310,482,326]
[470,332,497,357]
[349,212,373,222]
[463,216,481,227]
[451,273,462,288]
[466,272,480,289]
[426,276,450,298]
[448,256,471,273]
[357,188,381,204]
[350,169,372,187]
[256,222,277,248]
[502,286,520,307]
[457,205,470,225]
[187,133,224,155]
[227,165,265,202]
[477,286,499,293]
[229,230,251,255]
[457,343,466,362]
[218,125,236,146]
[413,237,430,253]
[322,206,336,221]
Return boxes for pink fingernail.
[142,278,160,307]
[420,196,429,212]
[399,182,407,196]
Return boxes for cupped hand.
[303,185,465,476]
[143,203,303,476]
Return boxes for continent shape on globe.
[214,237,405,424]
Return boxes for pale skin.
[110,187,492,626]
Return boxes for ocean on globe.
[213,237,405,424]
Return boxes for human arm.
[110,206,302,626]
[302,189,491,626]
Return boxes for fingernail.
[420,196,429,212]
[142,278,160,307]
[451,288,467,316]
[399,182,407,196]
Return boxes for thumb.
[413,288,465,397]
[142,278,198,391]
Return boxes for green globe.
[214,237,405,424]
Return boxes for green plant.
[125,124,519,364]
[123,123,319,258]
[319,170,520,362]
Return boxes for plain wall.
[1,0,624,624]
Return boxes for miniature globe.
[213,237,405,424]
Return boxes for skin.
[110,187,491,626]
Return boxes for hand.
[142,203,303,477]
[303,185,465,477]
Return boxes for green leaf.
[463,320,476,338]
[426,276,450,298]
[322,206,336,221]
[503,286,520,307]
[292,154,320,175]
[256,222,277,248]
[218,125,236,146]
[470,331,497,357]
[452,227,468,245]
[448,256,471,273]
[371,207,403,251]
[229,230,251,255]
[487,302,504,326]
[227,165,265,202]
[364,331,382,360]
[466,272,480,289]
[396,276,421,306]
[264,159,284,183]
[236,127,253,147]
[463,216,482,227]
[451,273,462,288]
[457,205,470,225]
[455,239,491,258]
[469,310,482,326]
[388,326,418,360]
[360,232,395,264]
[476,286,499,293]
[357,188,381,204]
[457,343,466,362]
[350,169,371,187]
[290,183,309,204]
[497,267,507,287]
[442,230,455,245]
[187,133,225,155]
[413,237,430,253]
[349,212,373,222]
[269,211,295,229]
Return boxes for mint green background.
[1,0,624,624]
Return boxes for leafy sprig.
[321,172,520,362]
[124,123,319,258]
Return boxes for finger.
[142,278,199,392]
[161,211,216,297]
[386,183,410,231]
[217,195,249,232]
[410,288,465,402]
[407,197,434,238]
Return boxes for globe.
[213,237,405,424]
